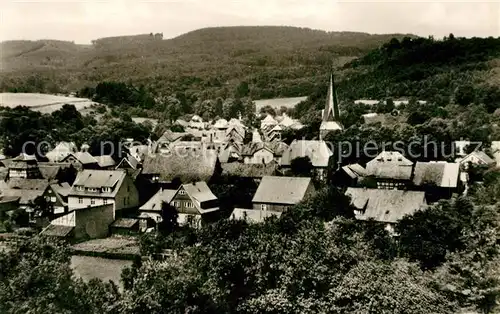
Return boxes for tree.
[30,196,55,222]
[288,186,354,222]
[121,255,143,291]
[158,203,179,235]
[170,124,185,132]
[326,260,455,314]
[290,156,313,177]
[396,197,475,269]
[235,81,250,98]
[259,105,276,116]
[0,237,120,313]
[455,84,475,106]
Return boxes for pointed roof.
[346,188,427,224]
[140,188,177,212]
[213,118,228,129]
[281,140,333,168]
[270,124,283,132]
[13,153,37,161]
[319,121,342,132]
[252,130,263,143]
[228,118,244,128]
[323,74,340,123]
[252,176,313,205]
[279,114,295,127]
[262,114,278,125]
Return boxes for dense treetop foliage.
[0,104,152,158]
[339,35,500,101]
[1,184,500,313]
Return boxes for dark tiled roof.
[252,176,312,205]
[366,151,413,167]
[342,163,367,179]
[0,195,20,204]
[39,165,61,181]
[12,153,37,162]
[413,162,460,188]
[72,152,98,165]
[182,181,217,204]
[40,224,74,237]
[158,130,188,143]
[240,142,289,157]
[365,152,413,180]
[69,170,127,197]
[7,178,49,191]
[346,188,426,223]
[142,150,218,183]
[2,189,45,204]
[0,168,8,181]
[461,151,496,165]
[281,140,332,168]
[140,189,177,212]
[51,182,71,197]
[175,181,219,214]
[116,154,139,170]
[367,165,413,180]
[111,218,139,228]
[222,162,277,178]
[45,142,77,162]
[94,155,116,168]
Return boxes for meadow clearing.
[0,93,97,113]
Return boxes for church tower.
[319,73,343,140]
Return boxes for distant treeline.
[338,35,500,102]
[90,33,163,47]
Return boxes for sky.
[1,0,499,44]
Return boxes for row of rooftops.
[175,116,245,130]
[1,138,497,210]
[140,176,313,214]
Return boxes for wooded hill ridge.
[2,27,500,111]
[0,26,413,98]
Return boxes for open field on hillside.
[71,255,132,289]
[71,236,140,256]
[0,93,97,113]
[254,96,308,113]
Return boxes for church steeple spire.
[323,73,340,122]
[319,71,343,140]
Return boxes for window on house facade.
[102,187,111,193]
[78,197,83,204]
[88,188,98,192]
[179,190,186,195]
[103,199,108,205]
[185,201,193,208]
[261,204,267,211]
[91,198,95,205]
[50,197,56,203]
[76,186,84,191]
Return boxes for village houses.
[67,169,139,218]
